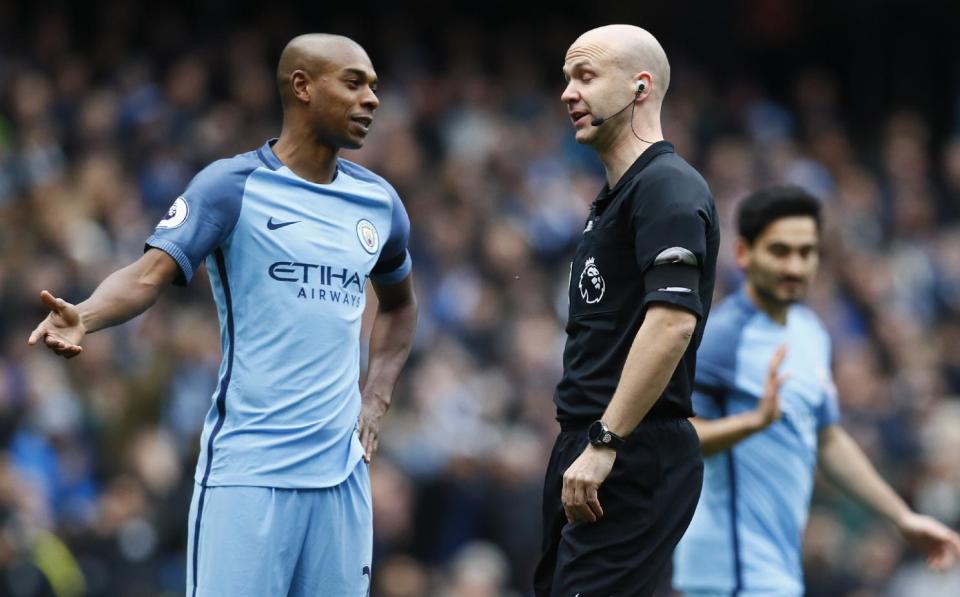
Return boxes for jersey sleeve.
[628,173,713,318]
[144,158,250,285]
[692,388,723,419]
[690,303,746,418]
[370,184,412,285]
[816,338,841,429]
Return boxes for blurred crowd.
[2,3,960,597]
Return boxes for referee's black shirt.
[554,141,720,424]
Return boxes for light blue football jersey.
[146,139,411,489]
[673,288,840,596]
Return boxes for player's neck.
[744,283,789,325]
[597,123,663,187]
[273,131,339,184]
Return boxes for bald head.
[567,25,670,103]
[276,33,371,108]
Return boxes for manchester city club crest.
[157,196,188,229]
[356,219,379,254]
[578,257,605,304]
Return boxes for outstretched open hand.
[27,290,86,358]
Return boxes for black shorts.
[534,417,703,597]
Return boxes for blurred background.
[2,0,960,595]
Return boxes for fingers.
[574,484,596,522]
[27,324,46,346]
[561,476,601,524]
[28,321,83,356]
[768,345,787,374]
[359,420,372,463]
[926,544,954,571]
[586,486,604,520]
[366,435,379,463]
[936,531,960,570]
[40,290,63,313]
[43,334,82,358]
[950,532,960,557]
[359,418,379,463]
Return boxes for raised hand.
[27,290,86,358]
[755,345,787,428]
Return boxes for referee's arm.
[602,304,697,437]
[562,302,697,524]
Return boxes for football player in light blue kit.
[672,186,960,596]
[28,34,418,596]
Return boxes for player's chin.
[777,286,807,303]
[345,129,372,149]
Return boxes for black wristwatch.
[587,420,626,451]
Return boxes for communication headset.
[590,79,656,144]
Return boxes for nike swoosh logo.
[267,217,300,230]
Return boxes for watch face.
[588,420,604,444]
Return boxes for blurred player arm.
[818,423,960,569]
[359,274,418,462]
[27,248,180,358]
[691,346,786,456]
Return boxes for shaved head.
[276,33,371,108]
[273,33,379,151]
[567,25,670,102]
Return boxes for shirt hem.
[194,453,365,489]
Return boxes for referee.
[535,25,720,596]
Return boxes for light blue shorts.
[186,461,372,596]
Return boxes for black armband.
[643,247,701,295]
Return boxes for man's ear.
[291,70,311,104]
[734,236,751,270]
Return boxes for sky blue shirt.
[673,288,840,596]
[145,139,411,489]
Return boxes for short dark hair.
[736,185,822,245]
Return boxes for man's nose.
[363,88,380,110]
[784,254,807,276]
[561,82,579,103]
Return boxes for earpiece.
[591,79,652,131]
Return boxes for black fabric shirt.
[554,141,720,424]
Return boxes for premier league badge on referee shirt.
[156,196,188,229]
[578,257,605,304]
[356,219,379,254]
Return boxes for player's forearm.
[602,306,695,437]
[691,413,767,456]
[818,426,911,526]
[78,262,165,334]
[362,297,418,405]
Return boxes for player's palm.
[28,290,86,358]
[757,345,787,427]
[898,512,960,571]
